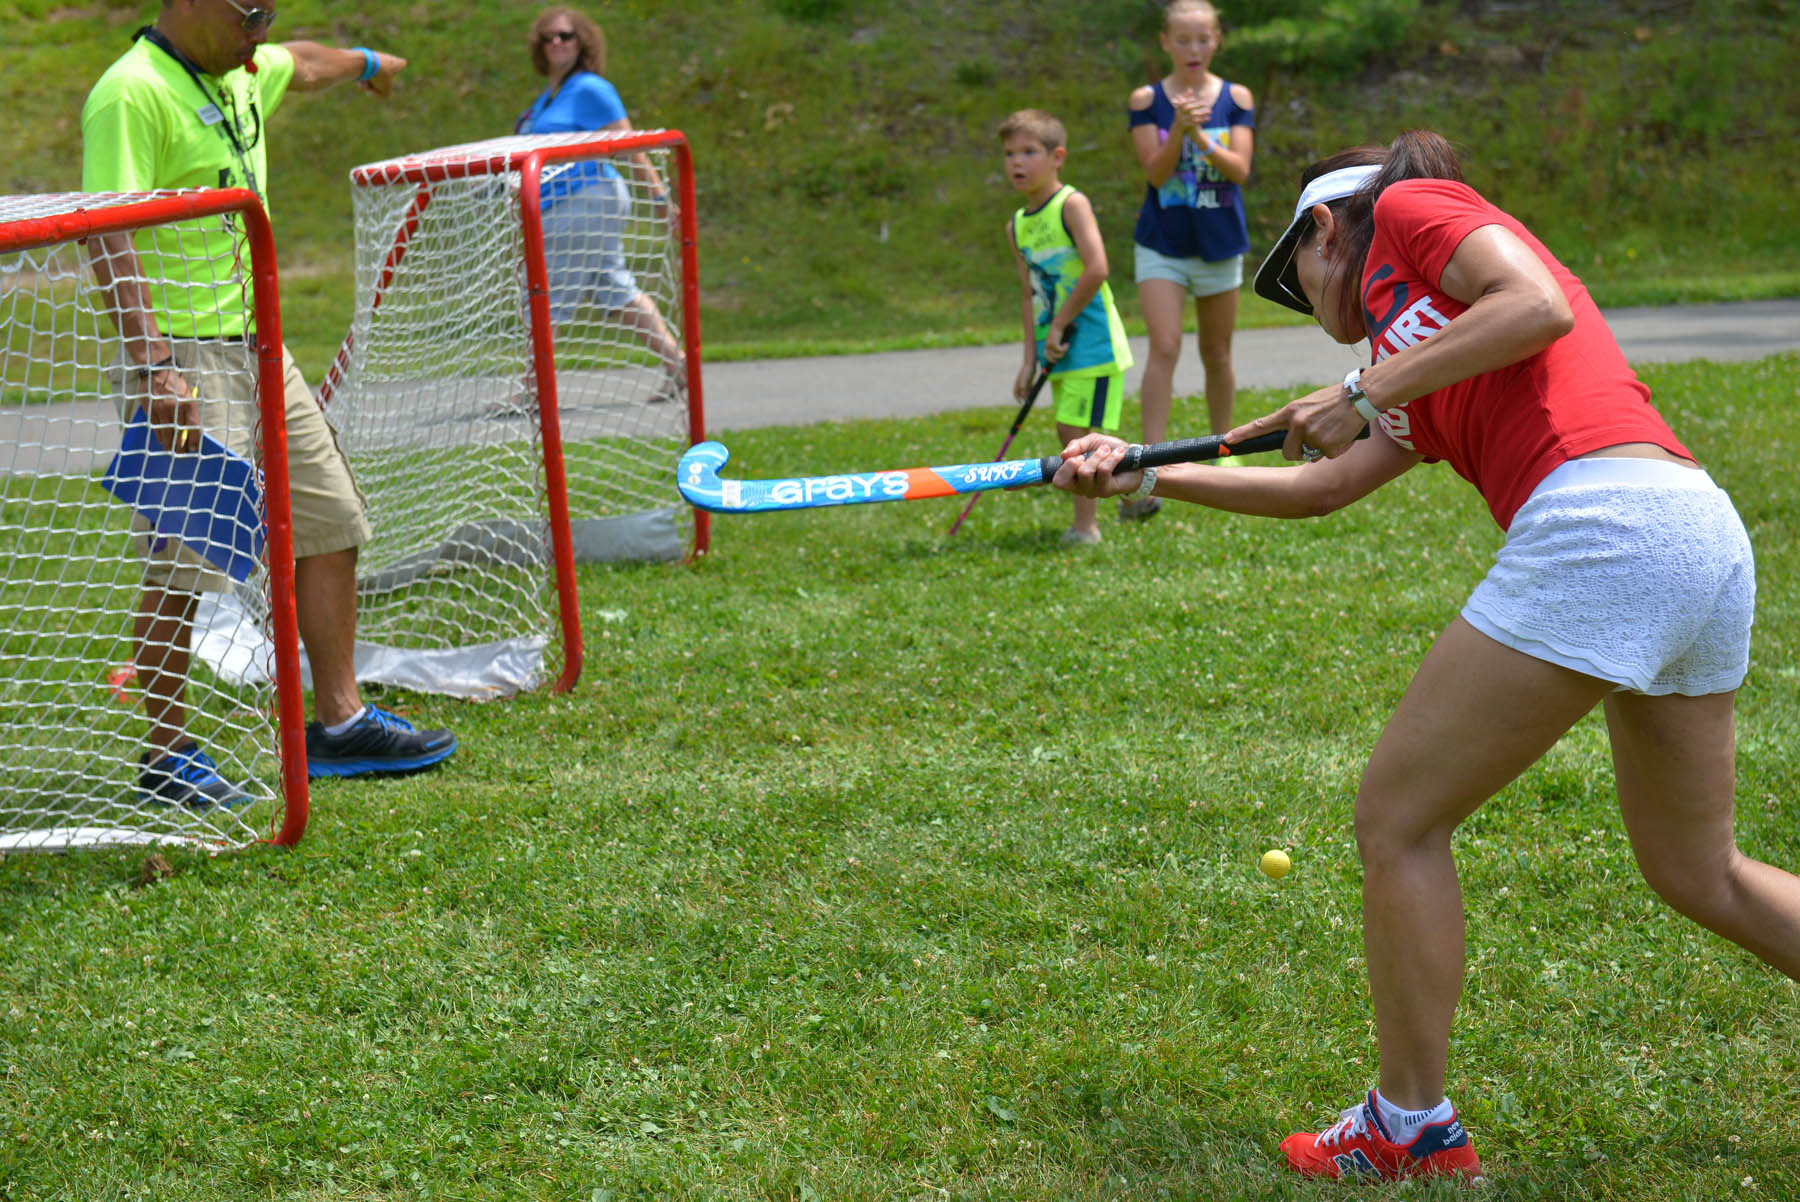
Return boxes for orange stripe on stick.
[901,468,956,499]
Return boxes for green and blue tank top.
[1012,185,1133,378]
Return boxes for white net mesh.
[0,192,288,853]
[331,132,697,698]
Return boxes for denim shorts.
[1133,244,1243,298]
[541,176,640,321]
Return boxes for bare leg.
[1607,691,1800,977]
[294,543,456,777]
[611,291,685,396]
[136,585,199,758]
[1356,617,1616,1109]
[1193,288,1239,435]
[1135,278,1188,445]
[295,547,362,727]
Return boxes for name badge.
[196,104,224,126]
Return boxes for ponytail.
[1305,131,1464,337]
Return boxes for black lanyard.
[136,26,263,200]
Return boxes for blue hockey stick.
[677,429,1293,515]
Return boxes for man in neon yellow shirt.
[83,0,457,807]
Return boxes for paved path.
[6,301,1794,477]
[700,299,1800,432]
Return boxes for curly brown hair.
[528,6,606,78]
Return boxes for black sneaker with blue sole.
[305,705,457,779]
[139,742,256,811]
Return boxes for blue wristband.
[353,47,379,83]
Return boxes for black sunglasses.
[223,0,277,34]
[540,30,578,45]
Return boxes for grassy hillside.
[5,0,1796,374]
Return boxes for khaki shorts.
[108,338,371,592]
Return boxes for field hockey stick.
[946,354,1059,538]
[677,428,1301,515]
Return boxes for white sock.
[1372,1090,1453,1138]
[321,706,367,737]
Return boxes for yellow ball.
[1259,849,1291,879]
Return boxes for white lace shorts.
[1462,457,1754,696]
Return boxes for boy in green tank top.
[1000,110,1136,544]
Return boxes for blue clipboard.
[102,406,265,583]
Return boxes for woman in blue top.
[1126,0,1255,515]
[516,7,684,402]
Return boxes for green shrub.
[770,0,851,23]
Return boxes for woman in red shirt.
[1052,130,1798,1182]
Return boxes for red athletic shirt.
[1362,179,1690,528]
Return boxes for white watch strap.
[1344,367,1380,424]
[1131,463,1158,499]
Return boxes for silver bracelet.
[1130,462,1158,499]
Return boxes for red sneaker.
[1281,1091,1482,1181]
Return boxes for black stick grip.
[1036,429,1289,479]
[1127,430,1289,468]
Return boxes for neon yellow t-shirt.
[81,38,295,337]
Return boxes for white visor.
[1251,164,1382,315]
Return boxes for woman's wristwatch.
[1130,462,1158,499]
[1344,367,1381,424]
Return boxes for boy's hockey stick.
[945,362,1053,537]
[947,329,1069,537]
[677,429,1294,515]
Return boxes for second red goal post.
[319,130,708,699]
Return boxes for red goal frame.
[322,130,709,695]
[0,189,309,847]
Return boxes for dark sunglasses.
[540,30,578,45]
[223,0,278,34]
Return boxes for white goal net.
[324,131,705,699]
[0,191,307,853]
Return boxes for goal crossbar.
[323,131,708,699]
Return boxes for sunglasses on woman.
[222,0,278,34]
[540,30,578,44]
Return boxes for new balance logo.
[1331,1148,1380,1176]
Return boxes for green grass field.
[3,353,1796,1200]
[5,3,1796,1193]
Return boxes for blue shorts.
[1134,244,1243,298]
